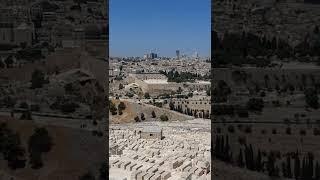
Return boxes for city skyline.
[109,0,210,57]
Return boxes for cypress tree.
[256,149,262,172]
[315,161,320,180]
[294,152,300,180]
[224,135,230,162]
[267,152,276,176]
[287,155,292,178]
[220,136,225,160]
[308,152,314,179]
[275,165,280,177]
[282,162,287,177]
[244,145,250,169]
[249,144,254,170]
[238,148,244,168]
[214,135,220,159]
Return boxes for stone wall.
[171,98,211,119]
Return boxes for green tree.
[19,102,29,109]
[256,149,262,171]
[134,116,140,122]
[160,115,169,121]
[119,83,124,90]
[29,150,43,169]
[169,101,175,110]
[286,155,293,178]
[118,102,126,111]
[314,25,319,34]
[20,110,32,120]
[31,69,46,89]
[60,102,79,113]
[247,98,264,112]
[140,113,145,121]
[213,80,231,103]
[144,92,150,99]
[304,88,319,109]
[294,152,300,179]
[237,149,244,167]
[151,111,156,118]
[64,83,73,93]
[267,152,276,176]
[28,128,53,169]
[4,55,14,68]
[0,127,26,170]
[315,161,320,180]
[109,101,117,115]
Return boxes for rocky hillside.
[110,99,193,124]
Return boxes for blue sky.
[110,0,210,57]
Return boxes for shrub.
[286,127,291,135]
[97,131,103,137]
[109,101,117,115]
[134,116,140,122]
[29,150,43,169]
[64,83,73,93]
[314,128,320,136]
[92,120,97,126]
[31,69,47,89]
[30,104,40,111]
[126,92,134,98]
[144,92,150,99]
[60,102,79,113]
[1,96,16,108]
[272,129,277,134]
[160,115,169,121]
[20,111,32,120]
[245,126,252,134]
[0,125,26,170]
[119,83,124,90]
[237,108,249,118]
[247,98,264,111]
[272,100,281,107]
[19,102,29,109]
[118,102,126,111]
[283,118,291,124]
[304,88,319,109]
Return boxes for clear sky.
[110,0,210,57]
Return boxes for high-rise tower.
[176,50,180,60]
